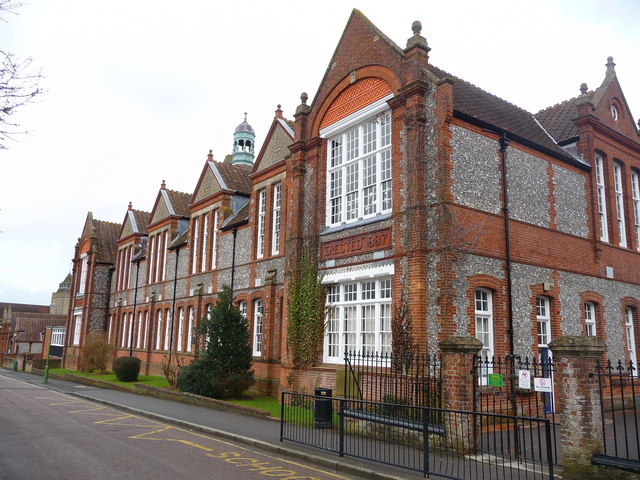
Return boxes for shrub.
[113,356,141,382]
[162,352,186,387]
[81,332,116,374]
[178,285,254,399]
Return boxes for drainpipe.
[499,133,515,358]
[129,259,140,356]
[169,247,180,364]
[230,227,238,294]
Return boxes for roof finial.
[412,20,422,35]
[405,19,430,53]
[580,83,588,94]
[275,104,283,119]
[300,92,308,105]
[128,201,133,211]
[207,149,213,162]
[606,56,616,77]
[161,179,166,190]
[244,112,247,122]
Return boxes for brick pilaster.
[548,336,606,478]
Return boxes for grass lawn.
[227,395,281,418]
[49,368,170,389]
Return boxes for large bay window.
[325,109,392,228]
[595,155,609,242]
[324,278,391,362]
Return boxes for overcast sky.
[1,0,639,306]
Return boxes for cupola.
[232,113,255,166]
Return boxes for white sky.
[1,0,639,306]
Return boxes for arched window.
[585,302,597,336]
[155,309,163,350]
[253,299,263,356]
[626,307,637,371]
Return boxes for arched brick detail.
[579,290,605,337]
[529,283,561,353]
[312,65,400,136]
[465,274,508,355]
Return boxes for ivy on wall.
[287,244,325,368]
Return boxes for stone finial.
[580,83,588,94]
[161,179,166,190]
[207,149,213,162]
[405,19,430,52]
[300,92,308,105]
[606,56,616,76]
[244,112,247,122]
[412,20,422,35]
[128,201,132,211]
[275,104,283,119]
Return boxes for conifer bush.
[177,285,254,399]
[113,356,141,382]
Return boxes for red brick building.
[65,10,640,394]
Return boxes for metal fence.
[344,350,442,408]
[281,391,555,480]
[592,359,640,473]
[472,354,559,466]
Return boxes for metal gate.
[472,355,560,466]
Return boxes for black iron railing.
[281,391,555,480]
[592,359,640,471]
[344,350,442,408]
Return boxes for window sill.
[321,212,392,236]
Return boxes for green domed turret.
[232,113,255,166]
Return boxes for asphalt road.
[0,375,360,480]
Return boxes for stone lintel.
[439,336,483,355]
[548,336,606,358]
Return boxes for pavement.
[0,368,421,480]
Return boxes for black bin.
[314,388,333,429]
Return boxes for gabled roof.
[149,184,192,226]
[214,162,251,195]
[536,58,639,145]
[0,302,49,315]
[252,109,295,175]
[93,219,121,263]
[191,155,252,207]
[164,189,192,216]
[119,206,151,240]
[221,202,249,230]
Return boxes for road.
[0,375,359,480]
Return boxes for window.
[614,162,627,247]
[127,312,133,348]
[147,235,155,282]
[136,311,143,348]
[73,309,82,345]
[632,172,640,250]
[155,309,163,350]
[176,307,184,352]
[239,301,247,318]
[585,302,596,336]
[186,306,194,353]
[475,289,494,359]
[164,309,171,350]
[201,214,209,271]
[257,190,266,258]
[626,307,637,371]
[160,231,167,281]
[611,105,619,121]
[536,297,551,347]
[191,217,200,274]
[595,155,609,242]
[120,312,128,347]
[324,278,392,362]
[253,299,263,356]
[326,111,392,227]
[51,327,65,347]
[78,254,88,295]
[211,210,219,269]
[272,183,281,255]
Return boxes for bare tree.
[1,0,42,149]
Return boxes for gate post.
[439,336,483,453]
[549,336,606,479]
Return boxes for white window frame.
[161,230,168,281]
[596,155,609,242]
[136,311,143,348]
[176,307,184,352]
[155,309,163,350]
[257,190,266,259]
[324,108,392,228]
[536,297,551,348]
[201,213,209,272]
[51,327,65,347]
[191,217,200,274]
[272,183,281,255]
[73,309,82,345]
[186,306,194,353]
[323,278,392,363]
[585,302,597,337]
[211,210,219,269]
[626,307,637,372]
[127,312,133,348]
[253,299,263,356]
[164,309,171,351]
[78,254,88,296]
[631,171,640,250]
[614,162,627,247]
[475,289,494,385]
[120,312,128,347]
[239,301,247,318]
[148,235,155,283]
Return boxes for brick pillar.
[439,336,482,452]
[548,336,606,478]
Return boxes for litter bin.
[314,388,333,429]
[12,360,18,371]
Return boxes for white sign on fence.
[518,369,531,389]
[534,377,553,392]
